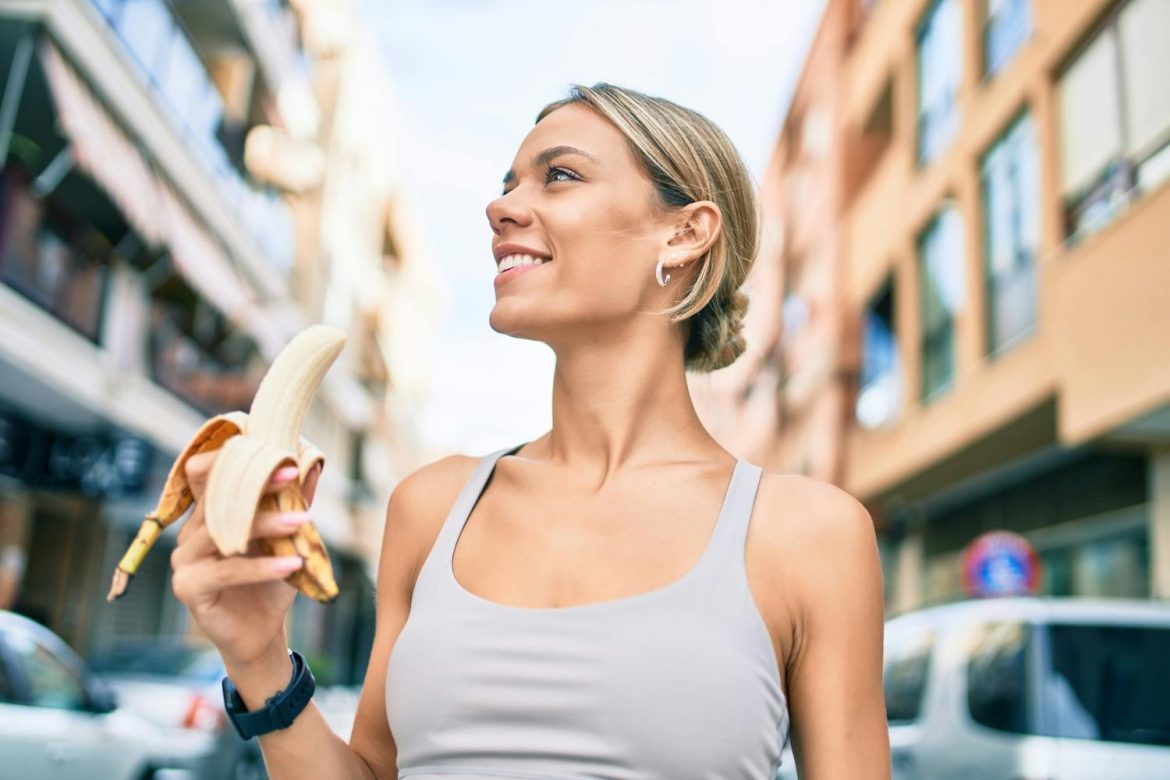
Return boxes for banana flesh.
[107,325,347,604]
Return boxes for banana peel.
[107,325,346,604]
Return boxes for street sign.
[961,530,1041,597]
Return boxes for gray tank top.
[386,444,790,779]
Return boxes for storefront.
[910,448,1150,604]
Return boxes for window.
[917,0,963,163]
[918,205,964,401]
[984,0,1031,76]
[1058,0,1170,239]
[3,631,87,710]
[1045,624,1170,746]
[884,627,934,723]
[967,621,1030,734]
[856,278,901,428]
[981,112,1040,355]
[0,175,109,343]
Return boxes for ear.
[663,201,722,268]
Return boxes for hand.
[170,449,323,671]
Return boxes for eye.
[500,165,581,196]
[543,165,580,185]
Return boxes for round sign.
[961,531,1040,597]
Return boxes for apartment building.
[695,0,1170,611]
[0,0,432,683]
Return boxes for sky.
[360,0,825,456]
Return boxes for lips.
[493,243,552,267]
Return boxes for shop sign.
[0,408,152,497]
[961,530,1041,597]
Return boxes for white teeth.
[497,253,550,273]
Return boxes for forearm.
[226,645,381,780]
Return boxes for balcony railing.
[86,0,293,271]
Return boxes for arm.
[777,480,890,779]
[227,455,476,780]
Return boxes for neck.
[536,320,720,484]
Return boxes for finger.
[176,498,206,548]
[302,463,322,508]
[265,464,300,494]
[172,515,219,570]
[173,555,303,608]
[184,450,217,501]
[185,454,298,502]
[251,510,314,539]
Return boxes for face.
[485,103,680,345]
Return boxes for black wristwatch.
[222,650,316,740]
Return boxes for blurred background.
[0,0,1167,778]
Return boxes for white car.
[883,597,1170,780]
[0,610,202,780]
[89,639,266,780]
[776,597,1170,779]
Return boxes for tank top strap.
[699,458,765,576]
[411,443,524,604]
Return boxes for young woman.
[170,83,890,779]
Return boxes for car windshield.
[89,642,222,683]
[1045,623,1170,747]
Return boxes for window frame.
[917,205,964,403]
[915,0,963,164]
[980,109,1040,357]
[1057,0,1170,240]
[982,0,1032,77]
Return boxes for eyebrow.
[501,145,598,188]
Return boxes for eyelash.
[501,164,580,196]
[543,164,579,185]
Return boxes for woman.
[171,83,890,779]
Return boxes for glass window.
[1045,624,1170,746]
[1058,0,1170,239]
[856,279,901,429]
[884,627,934,723]
[984,0,1031,75]
[981,112,1040,355]
[4,631,87,710]
[918,205,964,401]
[1118,0,1170,160]
[967,621,1030,734]
[116,0,175,78]
[917,0,963,162]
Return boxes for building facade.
[695,0,1170,612]
[0,0,432,684]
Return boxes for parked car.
[88,638,267,780]
[0,609,202,780]
[882,597,1170,779]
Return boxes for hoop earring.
[655,258,671,287]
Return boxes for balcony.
[85,0,293,272]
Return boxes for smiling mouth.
[495,253,552,274]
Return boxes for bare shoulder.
[753,472,877,554]
[749,472,882,621]
[380,453,481,593]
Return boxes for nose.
[486,189,533,235]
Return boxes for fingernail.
[279,512,312,527]
[271,556,304,573]
[272,466,299,483]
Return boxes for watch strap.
[222,649,316,740]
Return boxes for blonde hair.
[536,83,758,373]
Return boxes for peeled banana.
[107,325,347,604]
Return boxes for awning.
[38,42,167,246]
[38,41,254,319]
[156,180,254,318]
